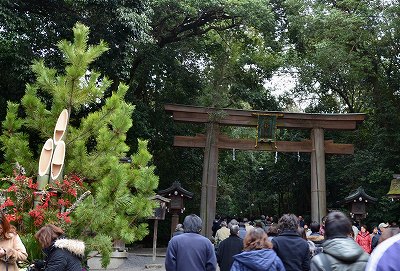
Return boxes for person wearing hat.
[371,222,389,251]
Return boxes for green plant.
[0,22,159,267]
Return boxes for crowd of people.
[166,212,400,271]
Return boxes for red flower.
[57,199,71,207]
[57,212,71,224]
[5,214,16,222]
[67,188,77,197]
[7,185,17,192]
[29,208,45,227]
[0,197,14,210]
[28,178,38,190]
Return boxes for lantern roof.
[387,174,400,199]
[149,194,171,203]
[158,181,194,198]
[341,186,378,204]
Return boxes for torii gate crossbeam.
[165,104,366,237]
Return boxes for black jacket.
[43,238,85,271]
[272,230,310,271]
[216,235,243,271]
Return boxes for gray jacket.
[311,237,369,271]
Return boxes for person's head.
[230,225,240,236]
[183,214,202,233]
[267,224,279,237]
[175,223,184,232]
[0,212,15,239]
[324,211,352,239]
[243,227,272,251]
[372,226,378,234]
[299,215,303,221]
[360,225,367,233]
[278,214,299,232]
[255,221,263,228]
[35,224,64,248]
[378,222,389,232]
[220,221,228,228]
[378,227,400,244]
[239,222,245,228]
[310,221,320,233]
[321,215,327,226]
[229,219,238,228]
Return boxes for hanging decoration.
[275,152,278,164]
[232,148,236,161]
[297,151,300,162]
[253,113,283,148]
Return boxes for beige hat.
[378,222,389,229]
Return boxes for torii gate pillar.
[200,123,219,236]
[311,128,326,223]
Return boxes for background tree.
[1,0,399,236]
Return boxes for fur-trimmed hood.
[54,238,85,257]
[307,234,324,243]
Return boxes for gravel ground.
[89,247,220,271]
[90,248,167,271]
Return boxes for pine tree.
[0,23,158,267]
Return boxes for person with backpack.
[310,211,369,271]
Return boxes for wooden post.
[311,128,327,224]
[200,122,219,237]
[152,219,158,262]
[171,213,179,238]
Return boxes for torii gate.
[165,104,366,237]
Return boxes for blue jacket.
[165,233,217,271]
[231,249,285,271]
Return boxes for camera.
[26,259,45,271]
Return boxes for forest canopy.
[0,0,399,230]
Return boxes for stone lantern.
[158,181,194,237]
[340,186,377,222]
[149,195,170,262]
[387,174,400,201]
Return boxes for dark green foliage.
[1,0,400,236]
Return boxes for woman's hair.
[324,211,352,239]
[361,224,367,231]
[243,227,272,251]
[0,211,16,239]
[310,221,320,233]
[35,224,64,248]
[278,214,299,232]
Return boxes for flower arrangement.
[0,171,88,263]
